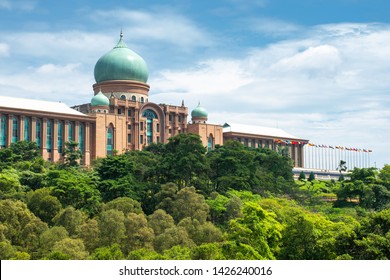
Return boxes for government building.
[0,32,308,167]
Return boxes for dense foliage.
[1,138,390,260]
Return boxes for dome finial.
[120,27,123,39]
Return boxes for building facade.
[0,32,307,167]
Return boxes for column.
[19,116,25,141]
[53,119,59,162]
[84,122,91,165]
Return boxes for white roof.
[0,95,86,117]
[223,122,302,140]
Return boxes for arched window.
[140,97,144,103]
[142,109,158,144]
[208,134,214,151]
[120,95,126,100]
[0,115,6,147]
[132,95,136,102]
[107,125,114,156]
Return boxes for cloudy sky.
[0,0,389,168]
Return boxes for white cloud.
[152,22,390,168]
[0,43,9,56]
[90,10,214,50]
[0,0,36,11]
[0,63,92,104]
[247,17,302,37]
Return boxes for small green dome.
[191,103,208,118]
[94,33,148,83]
[91,91,110,106]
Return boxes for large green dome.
[191,103,208,118]
[94,33,148,83]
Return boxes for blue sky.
[0,0,389,169]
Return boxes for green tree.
[20,217,48,253]
[228,202,282,259]
[379,164,390,187]
[298,171,306,181]
[102,197,143,215]
[0,199,37,246]
[51,237,89,259]
[47,169,101,214]
[154,182,178,215]
[308,172,315,182]
[77,219,100,253]
[162,245,191,260]
[279,210,341,260]
[0,240,17,260]
[178,217,222,245]
[122,213,155,255]
[95,154,134,181]
[147,209,175,236]
[52,206,87,236]
[158,133,208,188]
[26,188,62,224]
[98,209,126,247]
[348,209,390,259]
[190,243,226,260]
[61,141,82,168]
[38,226,69,258]
[350,167,377,184]
[89,244,124,260]
[207,141,255,193]
[171,186,210,223]
[153,226,195,253]
[0,141,40,170]
[0,169,22,200]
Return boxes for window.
[169,129,172,134]
[58,121,63,154]
[12,116,18,143]
[156,136,160,143]
[140,122,144,131]
[68,121,73,141]
[128,110,131,117]
[118,108,122,115]
[46,119,52,152]
[208,135,214,151]
[78,123,84,152]
[127,134,131,143]
[156,123,160,133]
[132,95,136,101]
[140,97,144,103]
[36,119,41,147]
[128,124,131,130]
[142,109,158,145]
[140,135,143,144]
[120,95,126,100]
[169,115,172,122]
[107,126,113,156]
[0,115,6,147]
[24,117,30,141]
[178,115,182,122]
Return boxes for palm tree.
[337,160,347,174]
